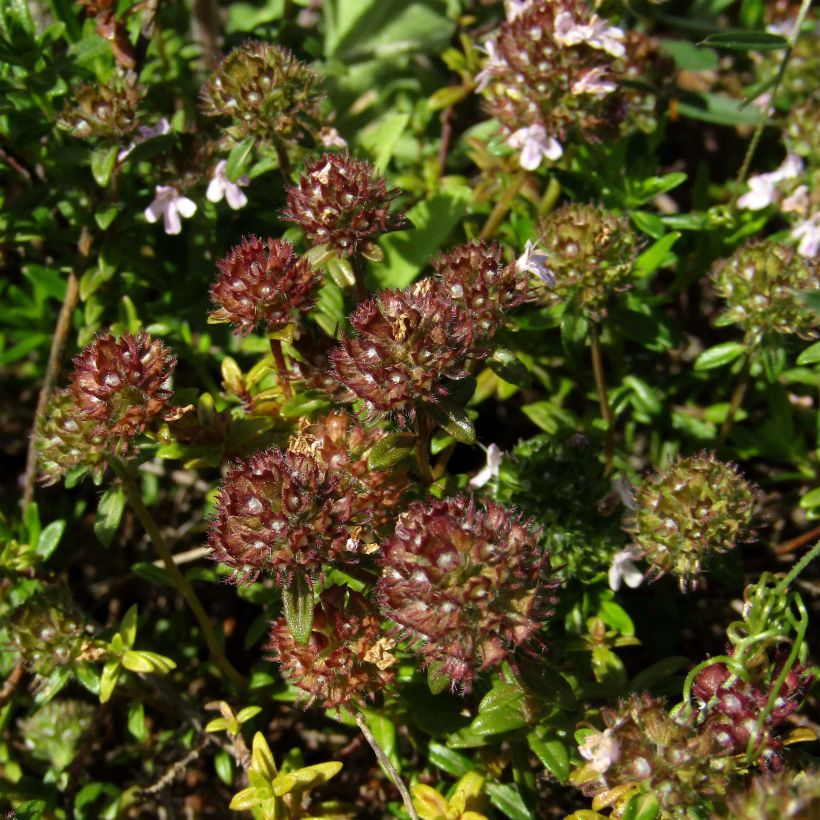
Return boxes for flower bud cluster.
[289,411,409,530]
[4,588,90,679]
[432,240,530,337]
[692,651,814,770]
[209,236,322,335]
[329,284,476,425]
[267,587,395,708]
[533,203,640,319]
[376,495,555,692]
[727,767,820,819]
[207,448,357,585]
[628,453,757,588]
[712,241,820,342]
[200,41,321,144]
[478,1,658,169]
[58,79,140,139]
[19,700,96,773]
[575,693,724,815]
[283,153,407,257]
[70,330,177,450]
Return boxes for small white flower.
[515,239,554,286]
[319,126,347,148]
[118,117,171,162]
[554,12,625,58]
[504,0,532,21]
[475,39,506,93]
[206,160,250,210]
[608,549,644,591]
[144,185,197,235]
[507,124,562,170]
[469,443,504,489]
[571,66,616,98]
[792,213,820,258]
[579,729,621,774]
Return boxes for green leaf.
[94,485,125,547]
[427,742,473,778]
[471,684,526,736]
[215,750,235,785]
[676,92,766,126]
[35,519,65,560]
[621,792,661,820]
[486,782,534,820]
[629,656,690,692]
[361,711,400,772]
[119,604,138,648]
[427,661,451,695]
[226,137,255,183]
[358,112,410,171]
[527,731,570,783]
[281,570,314,646]
[99,660,122,704]
[12,801,47,820]
[701,30,787,51]
[90,144,119,188]
[488,348,531,388]
[371,185,472,289]
[634,232,681,278]
[279,389,332,419]
[425,401,476,444]
[797,340,820,365]
[799,486,820,510]
[368,431,416,470]
[127,701,146,741]
[694,341,746,371]
[598,599,635,636]
[229,787,261,811]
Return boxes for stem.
[733,0,813,193]
[480,170,528,241]
[271,135,292,182]
[589,322,614,474]
[269,337,293,400]
[717,354,751,447]
[22,225,93,507]
[775,525,820,556]
[776,540,820,594]
[106,456,247,689]
[414,411,434,485]
[351,254,368,304]
[353,711,419,820]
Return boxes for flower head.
[206,159,250,210]
[144,185,197,235]
[608,549,643,591]
[737,153,803,211]
[283,153,407,257]
[533,202,640,318]
[515,239,553,286]
[628,453,757,588]
[289,411,409,530]
[433,240,530,336]
[712,241,820,341]
[70,331,176,450]
[209,236,321,335]
[793,212,820,258]
[478,1,659,160]
[329,284,476,426]
[200,41,321,144]
[36,389,109,485]
[267,587,395,709]
[376,495,556,692]
[727,767,820,818]
[468,443,504,489]
[58,79,140,139]
[207,448,357,584]
[693,651,814,770]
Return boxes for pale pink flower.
[793,213,820,258]
[475,39,506,93]
[504,0,532,21]
[608,549,644,591]
[118,117,171,162]
[782,184,810,217]
[571,66,616,98]
[554,11,626,58]
[516,239,553,285]
[507,124,562,170]
[468,443,503,489]
[579,729,621,774]
[206,160,249,210]
[737,153,804,211]
[319,127,347,148]
[144,185,197,235]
